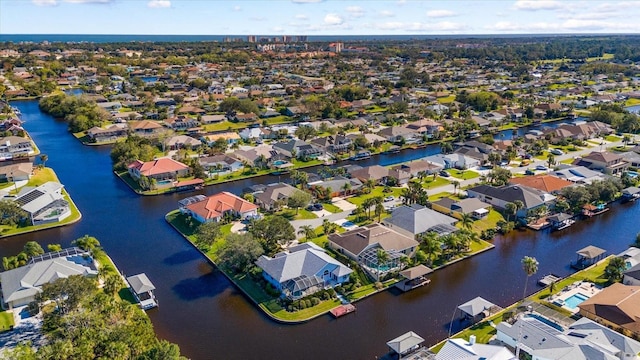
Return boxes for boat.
[385,145,401,154]
[330,303,355,318]
[538,273,561,287]
[350,151,371,161]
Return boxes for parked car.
[439,170,450,177]
[383,196,395,202]
[549,148,564,155]
[312,203,323,211]
[520,160,530,167]
[535,165,548,171]
[525,169,535,175]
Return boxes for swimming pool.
[564,293,589,309]
[342,221,355,228]
[526,314,564,331]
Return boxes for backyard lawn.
[422,176,451,189]
[322,202,342,213]
[346,186,405,206]
[445,169,479,180]
[0,311,14,332]
[464,209,504,233]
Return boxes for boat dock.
[394,265,433,292]
[538,274,561,287]
[126,273,158,310]
[330,304,355,318]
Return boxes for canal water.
[4,100,640,360]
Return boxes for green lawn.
[322,202,342,213]
[201,121,249,132]
[445,169,479,180]
[437,95,456,104]
[468,209,504,233]
[0,311,14,332]
[277,208,317,220]
[605,135,621,142]
[347,186,404,206]
[422,176,451,189]
[429,192,462,202]
[26,167,59,187]
[625,98,640,106]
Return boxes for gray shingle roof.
[383,204,457,235]
[126,273,156,294]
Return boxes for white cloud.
[272,26,284,32]
[367,21,467,32]
[147,0,170,8]
[397,0,407,5]
[32,0,58,5]
[513,0,563,11]
[232,5,241,11]
[250,16,266,21]
[379,10,395,17]
[485,18,640,33]
[426,9,457,18]
[291,0,323,3]
[346,6,365,18]
[294,14,308,20]
[65,0,112,3]
[324,13,343,25]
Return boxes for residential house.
[203,132,241,146]
[199,154,244,176]
[166,135,202,150]
[509,174,575,194]
[467,184,556,218]
[309,176,363,197]
[434,338,514,360]
[328,223,419,278]
[578,282,640,337]
[127,158,190,181]
[233,112,258,122]
[497,315,640,360]
[574,151,629,175]
[0,247,98,309]
[164,116,200,130]
[233,145,278,168]
[14,182,71,225]
[383,204,458,238]
[0,136,34,160]
[0,162,33,182]
[310,135,352,154]
[181,191,259,223]
[551,165,608,184]
[200,114,226,124]
[86,124,128,143]
[624,264,640,286]
[377,126,418,143]
[239,127,269,141]
[391,160,442,177]
[129,120,164,136]
[96,101,122,111]
[618,151,640,168]
[273,140,323,160]
[349,165,389,185]
[255,242,352,300]
[432,197,492,220]
[406,119,443,137]
[254,183,304,211]
[388,167,411,185]
[284,106,308,117]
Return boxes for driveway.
[331,198,356,212]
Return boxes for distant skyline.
[1,0,640,36]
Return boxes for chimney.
[469,335,476,345]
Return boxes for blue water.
[564,293,589,309]
[626,105,640,114]
[342,221,355,227]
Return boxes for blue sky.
[1,0,639,35]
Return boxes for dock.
[330,304,355,318]
[395,265,433,292]
[538,274,561,287]
[126,273,158,310]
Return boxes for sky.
[1,0,640,35]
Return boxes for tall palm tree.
[376,248,390,281]
[459,213,474,231]
[546,153,556,168]
[375,202,385,223]
[452,180,460,195]
[516,256,539,358]
[39,154,48,168]
[298,225,316,240]
[420,232,441,265]
[513,200,524,220]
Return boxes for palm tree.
[459,213,474,231]
[375,202,385,223]
[513,200,524,220]
[546,153,556,168]
[452,180,460,195]
[604,256,626,283]
[298,225,316,240]
[516,256,539,358]
[376,248,390,281]
[342,182,352,196]
[39,154,48,169]
[504,202,516,222]
[623,134,631,148]
[420,232,441,265]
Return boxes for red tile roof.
[509,175,573,193]
[128,158,189,176]
[186,191,258,220]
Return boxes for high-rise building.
[247,35,257,43]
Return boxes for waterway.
[4,100,640,360]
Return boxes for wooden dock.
[330,304,356,318]
[538,274,561,287]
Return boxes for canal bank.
[4,99,640,360]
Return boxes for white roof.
[386,331,425,355]
[435,338,515,360]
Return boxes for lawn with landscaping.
[445,169,479,180]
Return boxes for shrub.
[311,297,320,306]
[304,299,312,308]
[299,300,307,309]
[375,281,384,290]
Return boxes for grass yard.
[625,98,640,106]
[428,192,462,202]
[0,311,14,332]
[437,95,456,104]
[445,169,479,180]
[278,208,317,220]
[202,121,249,132]
[422,176,451,189]
[25,167,59,187]
[346,186,405,206]
[322,202,342,213]
[605,135,621,142]
[467,209,504,233]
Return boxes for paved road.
[291,139,626,236]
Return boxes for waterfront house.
[573,151,629,175]
[578,282,640,337]
[377,126,418,143]
[129,120,164,137]
[166,135,202,150]
[127,158,190,181]
[14,181,71,225]
[310,135,352,154]
[431,197,492,220]
[272,140,323,160]
[308,176,363,197]
[497,315,640,360]
[624,264,640,286]
[164,116,200,130]
[328,223,419,278]
[0,136,34,160]
[182,191,258,223]
[349,165,389,185]
[255,242,352,300]
[233,145,277,168]
[467,184,556,219]
[435,338,514,360]
[406,119,443,136]
[254,183,306,211]
[198,154,244,176]
[391,160,442,177]
[86,124,128,143]
[0,247,98,309]
[96,101,122,111]
[551,165,607,184]
[509,174,575,194]
[383,204,458,238]
[0,162,33,182]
